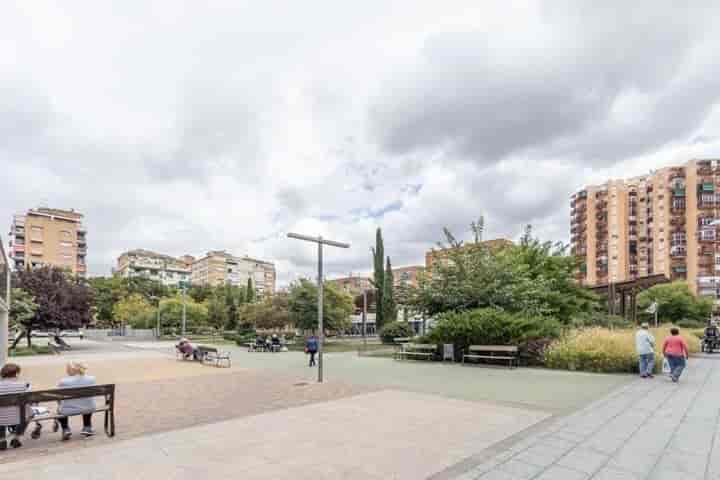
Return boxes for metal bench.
[394,343,438,361]
[197,345,231,368]
[0,384,116,438]
[462,345,518,368]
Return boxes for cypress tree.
[372,228,385,328]
[382,256,397,323]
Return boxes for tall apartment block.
[571,158,720,300]
[8,207,87,277]
[115,249,194,287]
[190,250,276,296]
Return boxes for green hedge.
[426,308,562,362]
[379,321,415,344]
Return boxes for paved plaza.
[444,355,720,480]
[4,340,716,479]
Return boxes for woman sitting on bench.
[57,361,97,440]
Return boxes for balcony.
[77,247,87,255]
[672,188,686,197]
[698,166,713,176]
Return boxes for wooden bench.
[462,345,518,368]
[197,345,231,368]
[395,343,438,361]
[0,384,116,437]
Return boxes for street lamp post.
[150,295,161,339]
[0,235,10,366]
[287,233,350,383]
[362,289,368,351]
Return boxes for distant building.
[115,249,193,286]
[8,207,88,276]
[425,238,513,271]
[190,250,276,296]
[391,265,424,288]
[326,274,373,296]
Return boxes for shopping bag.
[662,357,671,374]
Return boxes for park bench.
[197,346,231,368]
[394,343,438,361]
[53,336,72,351]
[0,384,116,438]
[462,345,519,368]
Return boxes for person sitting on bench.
[706,321,719,340]
[57,361,97,440]
[0,363,31,450]
[271,334,281,352]
[177,338,199,360]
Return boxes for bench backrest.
[197,346,218,354]
[468,345,518,353]
[394,337,412,344]
[405,343,436,351]
[0,384,115,424]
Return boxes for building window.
[60,230,72,240]
[30,226,43,241]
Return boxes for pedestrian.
[56,361,97,440]
[306,334,319,367]
[635,322,655,378]
[662,327,689,383]
[0,363,31,450]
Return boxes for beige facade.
[572,159,720,300]
[115,249,193,286]
[425,239,513,273]
[392,266,424,288]
[326,275,373,296]
[190,250,276,296]
[8,207,87,276]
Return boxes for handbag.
[304,347,309,354]
[662,357,671,374]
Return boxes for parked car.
[60,330,84,339]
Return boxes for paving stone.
[533,465,588,480]
[556,448,609,475]
[496,459,545,479]
[592,466,642,480]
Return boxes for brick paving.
[442,355,720,480]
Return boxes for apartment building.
[392,265,424,288]
[115,249,193,286]
[190,250,276,295]
[8,207,88,276]
[326,274,373,296]
[425,239,513,272]
[571,158,720,300]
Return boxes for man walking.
[635,322,655,378]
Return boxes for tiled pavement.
[446,355,720,480]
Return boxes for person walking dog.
[636,322,656,378]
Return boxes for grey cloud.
[370,2,719,167]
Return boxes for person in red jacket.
[662,327,689,383]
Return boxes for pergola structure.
[588,274,670,322]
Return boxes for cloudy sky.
[3,1,720,285]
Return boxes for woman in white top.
[57,361,97,440]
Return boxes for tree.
[638,282,712,324]
[246,278,256,303]
[205,293,228,331]
[382,257,397,323]
[13,267,94,346]
[9,288,38,335]
[188,284,213,303]
[372,228,385,328]
[288,279,353,332]
[240,294,291,331]
[159,295,208,332]
[113,293,155,329]
[88,276,127,327]
[404,224,599,323]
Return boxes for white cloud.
[2,0,719,286]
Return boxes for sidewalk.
[444,355,720,480]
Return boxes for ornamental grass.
[544,326,700,374]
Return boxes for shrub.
[379,321,415,344]
[545,326,700,374]
[426,308,562,360]
[569,312,632,329]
